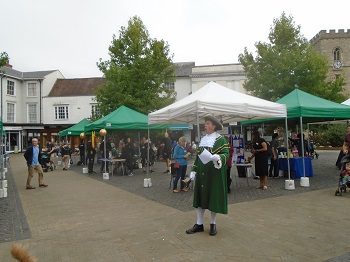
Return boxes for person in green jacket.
[186,115,229,236]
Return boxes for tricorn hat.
[204,114,223,130]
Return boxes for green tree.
[0,52,9,67]
[238,12,346,102]
[95,16,176,116]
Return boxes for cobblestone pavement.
[79,150,342,212]
[0,150,342,243]
[0,150,350,262]
[0,163,31,244]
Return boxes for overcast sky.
[2,0,349,78]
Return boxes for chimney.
[5,60,13,68]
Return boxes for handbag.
[173,162,180,169]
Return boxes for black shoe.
[186,224,204,234]
[209,224,217,236]
[164,170,170,173]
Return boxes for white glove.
[190,171,196,180]
[213,159,222,169]
[211,154,220,162]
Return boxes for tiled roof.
[48,78,106,97]
[174,62,195,77]
[0,66,57,79]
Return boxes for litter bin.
[14,146,18,154]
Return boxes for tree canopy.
[0,52,9,68]
[238,12,346,102]
[95,16,176,116]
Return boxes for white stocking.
[196,207,205,225]
[210,211,217,224]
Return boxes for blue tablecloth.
[278,157,314,179]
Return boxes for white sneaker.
[128,173,134,176]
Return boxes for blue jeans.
[173,165,187,190]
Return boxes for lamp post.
[80,132,86,165]
[100,129,107,173]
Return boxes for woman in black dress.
[248,130,269,190]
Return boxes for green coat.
[192,134,229,214]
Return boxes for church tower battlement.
[310,29,350,95]
[310,29,350,44]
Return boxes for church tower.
[310,29,350,95]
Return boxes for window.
[7,80,15,95]
[91,104,100,118]
[165,82,175,90]
[7,103,15,122]
[334,47,341,61]
[55,106,69,120]
[28,83,37,97]
[28,104,37,123]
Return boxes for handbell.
[181,177,191,188]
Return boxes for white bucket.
[300,177,310,187]
[0,188,7,198]
[82,167,88,174]
[138,162,142,169]
[1,180,7,188]
[58,161,62,166]
[3,168,7,173]
[285,179,295,190]
[144,178,152,187]
[103,173,109,180]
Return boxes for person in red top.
[342,124,350,155]
[226,138,233,194]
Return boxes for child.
[341,162,350,187]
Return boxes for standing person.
[60,143,71,171]
[191,141,197,159]
[336,124,350,168]
[86,140,96,175]
[268,133,279,178]
[79,140,85,165]
[226,139,233,194]
[121,137,135,176]
[99,139,112,172]
[172,136,190,193]
[162,132,172,173]
[247,130,268,190]
[342,124,350,155]
[140,136,154,173]
[24,138,48,189]
[47,142,57,170]
[186,115,229,236]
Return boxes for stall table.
[100,158,126,177]
[278,157,314,179]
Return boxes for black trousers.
[87,156,95,173]
[269,158,279,177]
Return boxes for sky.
[2,0,349,78]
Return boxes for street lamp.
[100,129,107,173]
